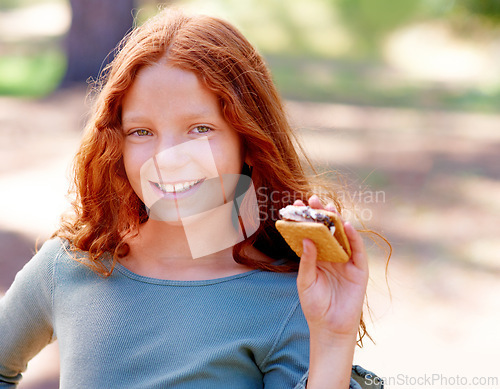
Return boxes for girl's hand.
[295,195,369,341]
[295,195,369,387]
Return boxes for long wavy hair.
[56,8,374,344]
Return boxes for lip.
[149,178,206,200]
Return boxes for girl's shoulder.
[3,237,78,307]
[38,236,70,254]
[23,237,71,275]
[229,268,301,314]
[247,268,298,290]
[31,237,99,280]
[35,237,81,266]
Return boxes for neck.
[137,219,194,260]
[120,218,253,280]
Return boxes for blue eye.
[191,126,212,134]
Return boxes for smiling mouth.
[152,178,204,194]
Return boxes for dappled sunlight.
[2,1,500,387]
[1,75,499,389]
[458,175,500,212]
[0,2,70,41]
[385,21,500,86]
[356,256,500,381]
[179,0,351,56]
[293,100,500,382]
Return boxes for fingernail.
[302,239,309,254]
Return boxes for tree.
[62,0,135,85]
[457,0,500,24]
[333,0,421,58]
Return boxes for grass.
[1,46,499,114]
[2,0,499,112]
[267,53,500,112]
[0,49,66,97]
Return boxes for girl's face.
[121,62,245,223]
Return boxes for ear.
[241,162,253,177]
[244,155,252,167]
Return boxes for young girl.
[0,9,382,389]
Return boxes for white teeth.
[154,179,202,194]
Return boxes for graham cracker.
[276,210,351,263]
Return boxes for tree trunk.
[62,0,135,85]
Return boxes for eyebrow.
[181,109,217,120]
[121,109,218,124]
[121,115,146,124]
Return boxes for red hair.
[57,9,321,268]
[56,10,328,268]
[55,8,376,343]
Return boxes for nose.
[153,134,191,171]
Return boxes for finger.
[344,222,368,273]
[308,194,323,209]
[325,202,344,223]
[324,203,347,230]
[297,239,318,292]
[325,202,338,213]
[293,199,305,206]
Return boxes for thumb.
[297,239,317,292]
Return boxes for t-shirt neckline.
[113,262,262,286]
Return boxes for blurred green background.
[1,1,500,388]
[1,0,500,112]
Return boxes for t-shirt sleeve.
[260,299,310,389]
[0,238,60,387]
[350,365,384,388]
